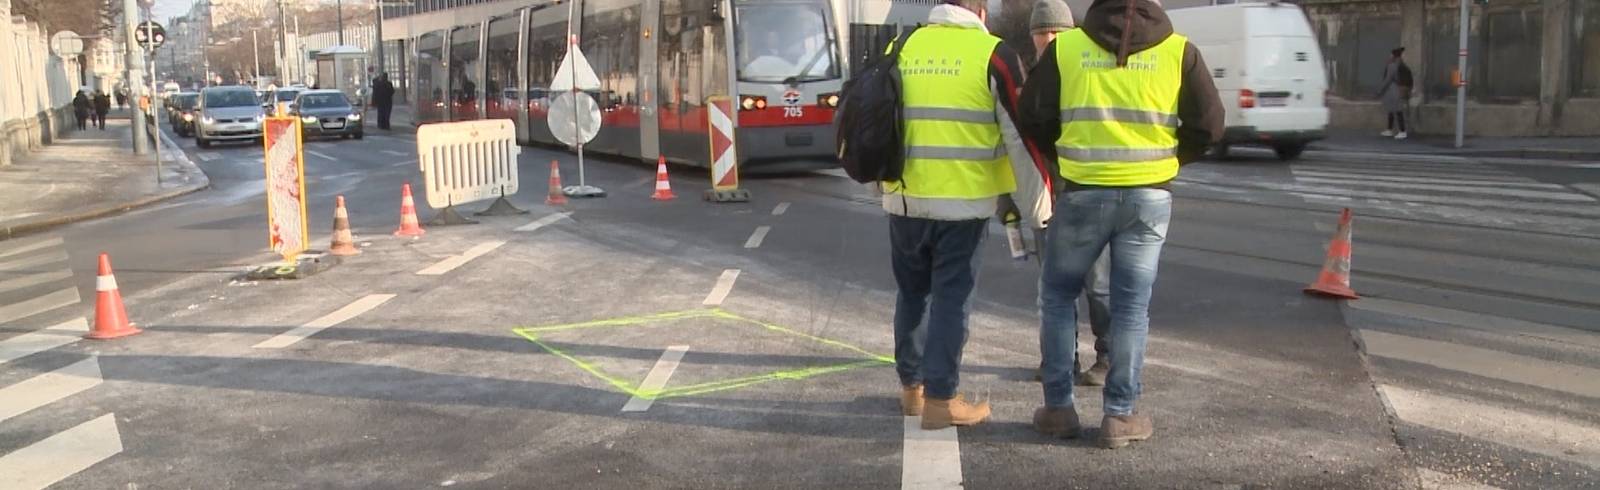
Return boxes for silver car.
[195,86,266,148]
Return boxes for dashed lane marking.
[1362,330,1600,398]
[306,149,337,161]
[0,248,69,271]
[702,269,741,306]
[0,357,102,423]
[417,241,507,275]
[744,226,771,249]
[771,202,790,216]
[1379,384,1600,469]
[902,416,962,489]
[621,345,690,412]
[0,236,64,259]
[515,212,572,232]
[1348,298,1600,350]
[0,288,81,326]
[253,294,397,349]
[380,150,408,157]
[196,152,219,161]
[0,318,88,365]
[0,413,123,490]
[0,270,73,295]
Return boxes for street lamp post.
[124,0,148,155]
[336,0,345,45]
[252,30,261,86]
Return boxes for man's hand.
[997,194,1021,223]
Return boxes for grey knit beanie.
[1029,0,1076,32]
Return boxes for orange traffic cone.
[546,160,569,205]
[1305,208,1359,299]
[394,183,426,237]
[651,156,676,201]
[86,253,140,340]
[330,195,361,256]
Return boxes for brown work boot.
[1100,413,1154,449]
[1032,406,1082,439]
[1077,358,1110,387]
[920,394,991,430]
[900,385,924,416]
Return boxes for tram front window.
[736,3,839,83]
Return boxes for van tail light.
[1239,89,1256,109]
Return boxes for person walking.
[887,0,1037,430]
[115,88,128,110]
[72,91,91,131]
[1379,47,1413,140]
[1017,0,1223,448]
[92,91,112,131]
[372,73,396,130]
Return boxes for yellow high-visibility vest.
[1054,29,1186,186]
[885,25,1015,199]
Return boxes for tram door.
[638,0,661,162]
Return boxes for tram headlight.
[740,95,766,111]
[818,92,840,108]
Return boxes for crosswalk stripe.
[1228,180,1600,218]
[1379,384,1600,470]
[0,249,69,272]
[1293,165,1529,181]
[1289,169,1563,189]
[0,357,102,423]
[1290,176,1594,202]
[1295,160,1516,175]
[0,318,89,365]
[1348,299,1600,350]
[253,294,396,349]
[196,152,219,161]
[0,269,73,295]
[0,287,80,326]
[1361,330,1600,398]
[0,236,64,259]
[902,416,962,489]
[0,413,123,490]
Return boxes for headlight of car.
[202,114,215,124]
[181,113,194,121]
[301,116,318,124]
[347,113,361,120]
[254,114,266,122]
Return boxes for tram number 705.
[783,106,804,118]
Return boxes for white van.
[1168,2,1329,161]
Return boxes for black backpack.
[835,28,918,184]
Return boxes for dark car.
[292,90,364,140]
[166,92,200,137]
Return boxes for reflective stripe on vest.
[886,25,1015,199]
[1054,29,1186,187]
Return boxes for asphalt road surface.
[1,118,1596,489]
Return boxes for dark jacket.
[93,94,112,114]
[73,93,91,115]
[1018,0,1225,188]
[372,77,395,106]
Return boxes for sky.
[152,0,194,23]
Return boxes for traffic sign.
[50,31,84,57]
[547,91,601,147]
[134,21,166,49]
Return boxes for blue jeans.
[1038,189,1171,415]
[891,215,988,400]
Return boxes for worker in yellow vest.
[885,0,1044,431]
[1017,0,1224,449]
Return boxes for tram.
[404,0,935,171]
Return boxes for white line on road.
[515,212,572,232]
[702,269,741,306]
[381,150,408,157]
[1417,468,1504,490]
[0,248,69,272]
[1348,299,1600,350]
[253,294,396,349]
[0,236,63,259]
[621,345,690,412]
[0,357,102,423]
[196,152,219,161]
[0,269,73,295]
[1290,176,1595,202]
[0,318,88,365]
[0,288,81,326]
[1361,330,1600,398]
[417,241,507,275]
[306,149,338,161]
[744,226,771,249]
[1379,384,1600,470]
[771,202,790,216]
[902,416,963,489]
[0,413,123,490]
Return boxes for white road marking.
[0,269,73,295]
[743,226,771,249]
[902,416,963,490]
[253,294,396,349]
[0,413,123,490]
[381,150,408,157]
[1417,468,1504,490]
[1379,384,1600,469]
[0,236,64,259]
[1290,176,1595,202]
[0,249,69,271]
[1361,330,1600,398]
[621,345,690,412]
[514,212,572,232]
[0,287,81,326]
[196,152,219,161]
[1348,299,1600,350]
[306,149,338,161]
[771,202,790,216]
[416,241,507,275]
[702,269,741,306]
[0,318,89,365]
[1290,169,1558,188]
[0,357,102,423]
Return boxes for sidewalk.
[0,111,209,240]
[1311,129,1600,162]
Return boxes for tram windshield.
[735,2,839,83]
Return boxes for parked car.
[195,86,266,148]
[166,92,200,137]
[292,90,364,140]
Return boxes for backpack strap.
[888,27,918,62]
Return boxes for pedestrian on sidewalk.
[372,72,396,130]
[885,0,1036,431]
[1379,47,1413,140]
[92,91,112,131]
[1023,0,1116,388]
[72,91,91,131]
[1018,0,1223,448]
[115,88,128,110]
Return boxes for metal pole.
[252,30,261,85]
[1454,0,1468,148]
[337,0,345,45]
[375,0,386,78]
[125,0,148,155]
[146,15,161,184]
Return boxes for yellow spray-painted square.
[512,308,893,400]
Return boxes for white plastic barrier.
[416,119,520,209]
